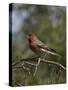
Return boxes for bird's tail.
[51,52,62,57]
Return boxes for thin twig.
[33,58,41,76]
[22,61,37,66]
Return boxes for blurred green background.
[10,3,66,86]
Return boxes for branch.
[12,57,66,71]
[12,56,38,67]
[41,59,66,71]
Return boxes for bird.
[28,32,60,57]
[28,32,61,76]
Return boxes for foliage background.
[10,3,66,86]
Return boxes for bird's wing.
[37,44,62,57]
[37,44,56,53]
[37,43,61,57]
[36,40,61,57]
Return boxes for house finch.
[28,32,60,57]
[28,32,61,76]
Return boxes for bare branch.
[41,59,66,70]
[12,57,66,71]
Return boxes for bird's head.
[28,32,35,37]
[28,32,37,43]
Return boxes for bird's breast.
[29,43,44,56]
[29,42,40,54]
